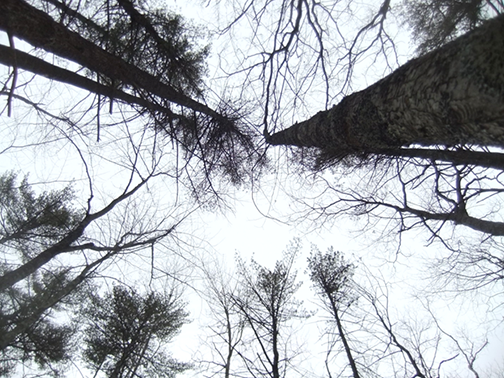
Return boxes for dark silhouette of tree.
[0,268,77,377]
[233,239,305,378]
[403,0,504,53]
[0,127,187,374]
[212,0,504,269]
[307,246,361,378]
[357,269,493,378]
[0,172,83,376]
[0,0,263,198]
[306,246,495,378]
[0,171,176,294]
[199,263,245,378]
[81,285,190,378]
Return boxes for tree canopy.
[81,285,190,378]
[1,0,504,376]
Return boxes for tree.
[232,239,305,378]
[403,0,503,53]
[81,285,190,378]
[307,247,361,378]
[306,246,498,378]
[0,171,177,295]
[265,14,504,155]
[0,0,262,197]
[0,122,187,374]
[199,262,245,378]
[357,269,496,378]
[209,0,504,291]
[0,172,84,376]
[0,2,220,374]
[0,269,78,377]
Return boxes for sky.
[1,0,504,377]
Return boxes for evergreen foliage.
[0,173,81,376]
[81,285,190,378]
[0,172,82,258]
[403,0,502,52]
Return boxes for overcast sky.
[1,0,503,376]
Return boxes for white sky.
[0,0,503,377]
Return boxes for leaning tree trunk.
[266,15,504,155]
[0,0,223,121]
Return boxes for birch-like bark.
[266,15,504,152]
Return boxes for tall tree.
[199,262,245,378]
[307,247,361,378]
[0,172,83,376]
[0,123,186,374]
[307,247,496,378]
[403,0,503,53]
[265,14,504,155]
[222,2,504,288]
[233,240,305,378]
[81,285,190,378]
[356,268,494,378]
[0,0,262,195]
[208,0,504,266]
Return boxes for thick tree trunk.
[266,15,504,153]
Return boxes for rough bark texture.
[266,15,504,153]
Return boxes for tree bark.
[266,15,504,153]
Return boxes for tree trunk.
[328,298,361,378]
[266,15,504,154]
[0,179,146,292]
[0,45,178,118]
[0,0,223,121]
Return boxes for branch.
[0,177,151,291]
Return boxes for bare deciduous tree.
[199,262,245,378]
[232,239,305,378]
